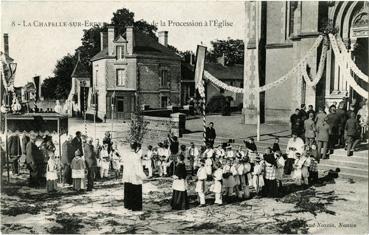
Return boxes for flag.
[194,45,207,98]
[33,76,40,101]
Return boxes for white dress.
[210,168,223,193]
[222,165,236,188]
[195,167,207,193]
[252,163,265,188]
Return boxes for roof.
[114,35,127,43]
[180,62,243,81]
[71,59,90,78]
[91,29,180,61]
[205,63,243,80]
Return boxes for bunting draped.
[200,35,325,94]
[329,33,368,98]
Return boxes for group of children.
[140,136,321,207]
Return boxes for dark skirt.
[284,158,295,175]
[264,179,278,198]
[124,183,142,211]
[171,190,189,210]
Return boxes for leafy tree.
[207,39,244,65]
[41,77,58,99]
[41,53,77,99]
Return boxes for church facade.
[242,1,368,124]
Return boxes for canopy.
[1,113,68,136]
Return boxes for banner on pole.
[194,45,207,98]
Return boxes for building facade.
[90,26,181,120]
[242,1,368,123]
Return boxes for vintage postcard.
[0,0,368,234]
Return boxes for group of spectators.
[290,99,367,157]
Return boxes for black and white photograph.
[0,0,368,234]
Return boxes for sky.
[1,0,245,86]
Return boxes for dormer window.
[116,45,125,60]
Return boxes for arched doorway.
[325,1,368,108]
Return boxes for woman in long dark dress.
[122,142,147,211]
[171,155,189,210]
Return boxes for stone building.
[90,26,181,120]
[242,1,368,123]
[181,57,243,107]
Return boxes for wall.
[140,113,186,145]
[265,47,295,122]
[138,57,181,108]
[93,59,107,120]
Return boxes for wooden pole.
[5,111,9,182]
[255,1,261,142]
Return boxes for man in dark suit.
[26,134,44,187]
[71,131,83,156]
[61,135,73,185]
[84,138,97,191]
[205,122,216,147]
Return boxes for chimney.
[158,31,168,47]
[189,52,193,65]
[4,34,9,56]
[217,53,225,66]
[107,26,115,56]
[100,32,108,51]
[126,26,135,55]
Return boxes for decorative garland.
[301,41,328,88]
[204,71,244,93]
[329,34,368,98]
[202,35,324,94]
[336,36,368,83]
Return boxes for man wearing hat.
[26,134,44,187]
[205,122,216,148]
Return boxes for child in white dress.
[195,159,207,206]
[211,161,223,205]
[252,156,265,195]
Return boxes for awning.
[1,113,68,136]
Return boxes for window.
[116,69,127,87]
[160,70,169,88]
[116,46,125,60]
[288,1,298,36]
[117,97,124,112]
[161,96,168,108]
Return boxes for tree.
[41,54,77,99]
[207,39,244,65]
[41,77,58,99]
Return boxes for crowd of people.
[290,99,368,157]
[1,99,367,212]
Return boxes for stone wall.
[140,113,186,145]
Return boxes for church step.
[318,162,368,179]
[321,158,368,169]
[318,167,368,181]
[330,149,368,158]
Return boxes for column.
[325,48,332,96]
[242,1,258,124]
